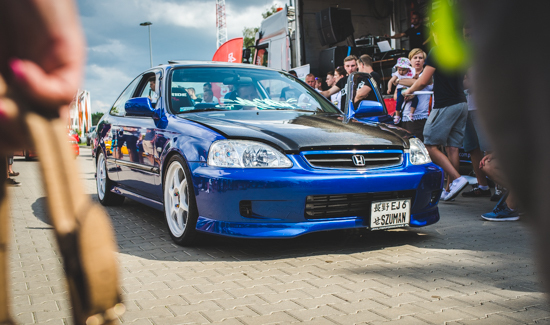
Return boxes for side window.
[110,76,141,117]
[254,48,268,67]
[138,73,157,98]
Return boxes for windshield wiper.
[180,108,226,113]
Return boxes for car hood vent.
[184,111,406,152]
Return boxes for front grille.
[305,190,416,220]
[303,150,403,169]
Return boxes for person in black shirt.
[385,12,429,52]
[358,55,382,93]
[402,42,468,202]
[352,74,378,107]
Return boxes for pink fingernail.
[0,101,7,121]
[9,58,25,81]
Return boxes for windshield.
[169,67,341,114]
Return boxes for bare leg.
[469,148,488,186]
[446,146,461,179]
[427,146,461,188]
[506,194,516,210]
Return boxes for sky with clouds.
[77,0,284,113]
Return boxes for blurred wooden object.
[0,75,124,324]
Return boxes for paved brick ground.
[4,148,549,324]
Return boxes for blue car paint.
[96,62,443,240]
[188,155,442,237]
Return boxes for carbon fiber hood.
[182,110,408,152]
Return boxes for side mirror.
[125,97,158,118]
[355,100,384,117]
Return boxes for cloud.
[149,1,215,30]
[226,2,279,38]
[76,0,283,115]
[91,100,113,113]
[84,64,135,113]
[88,39,134,61]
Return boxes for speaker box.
[318,46,375,77]
[316,7,354,46]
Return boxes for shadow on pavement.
[92,196,432,259]
[31,197,51,225]
[85,195,542,294]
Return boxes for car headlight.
[208,140,293,168]
[408,138,431,165]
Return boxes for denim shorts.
[462,110,490,152]
[423,102,468,147]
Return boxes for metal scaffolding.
[216,0,228,48]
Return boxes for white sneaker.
[440,190,450,200]
[444,176,468,201]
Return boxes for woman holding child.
[394,48,433,142]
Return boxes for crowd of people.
[298,23,516,222]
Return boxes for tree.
[242,4,281,62]
[262,5,280,19]
[91,112,104,126]
[242,26,259,49]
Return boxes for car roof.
[158,60,276,72]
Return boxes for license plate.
[370,199,411,230]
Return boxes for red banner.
[212,37,243,63]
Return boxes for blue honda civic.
[94,61,443,246]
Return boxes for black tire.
[24,151,31,160]
[163,155,199,246]
[96,151,125,206]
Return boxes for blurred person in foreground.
[461,0,550,291]
[460,24,493,199]
[0,0,85,153]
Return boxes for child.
[387,58,418,123]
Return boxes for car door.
[114,71,162,198]
[344,72,393,124]
[103,76,143,181]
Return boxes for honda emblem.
[352,155,366,166]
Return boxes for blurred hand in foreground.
[0,0,85,152]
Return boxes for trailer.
[253,0,429,92]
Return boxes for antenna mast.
[216,0,228,48]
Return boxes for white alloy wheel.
[97,153,107,200]
[96,151,124,206]
[164,160,190,237]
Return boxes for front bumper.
[190,153,443,238]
